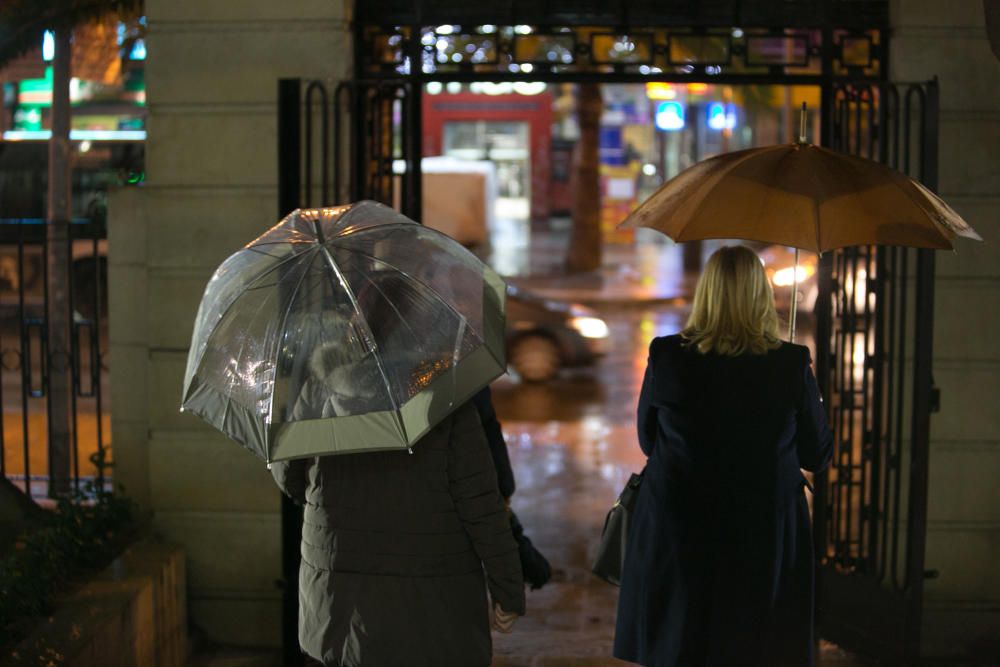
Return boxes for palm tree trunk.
[566,83,602,273]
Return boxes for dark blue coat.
[614,335,833,667]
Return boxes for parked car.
[754,244,819,314]
[505,284,609,382]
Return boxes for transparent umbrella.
[181,201,507,463]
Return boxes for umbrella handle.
[788,247,800,342]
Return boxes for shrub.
[0,448,135,650]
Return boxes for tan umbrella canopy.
[619,141,981,253]
[620,106,982,340]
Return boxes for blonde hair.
[681,245,782,356]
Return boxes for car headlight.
[569,316,609,339]
[772,264,815,287]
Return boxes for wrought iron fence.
[0,216,109,499]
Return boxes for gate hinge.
[930,385,941,413]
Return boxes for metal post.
[406,83,424,222]
[46,27,73,496]
[902,79,939,667]
[277,78,305,667]
[811,22,837,641]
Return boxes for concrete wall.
[891,0,1000,659]
[109,0,351,647]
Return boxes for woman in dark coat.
[271,397,525,666]
[614,245,834,667]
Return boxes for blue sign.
[707,102,738,130]
[599,126,627,165]
[654,101,685,131]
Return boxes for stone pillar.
[109,0,351,647]
[891,0,1000,660]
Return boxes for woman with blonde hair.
[613,245,833,667]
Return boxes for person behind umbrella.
[471,385,552,590]
[270,300,525,666]
[613,245,833,667]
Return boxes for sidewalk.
[487,219,698,307]
[509,242,695,308]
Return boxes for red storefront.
[422,90,553,221]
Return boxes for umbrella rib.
[353,270,423,342]
[187,248,315,398]
[326,242,488,343]
[317,244,409,445]
[336,221,418,238]
[264,249,322,438]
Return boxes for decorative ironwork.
[814,81,939,664]
[511,31,577,67]
[362,24,882,80]
[590,33,656,65]
[667,33,732,66]
[745,34,810,67]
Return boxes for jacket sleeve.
[448,402,526,615]
[637,344,658,457]
[270,458,310,505]
[472,386,516,499]
[796,350,834,473]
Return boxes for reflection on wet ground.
[492,305,686,424]
[491,305,872,667]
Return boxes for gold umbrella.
[620,110,982,337]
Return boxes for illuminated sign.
[645,82,676,100]
[3,129,147,141]
[654,101,685,131]
[707,102,737,130]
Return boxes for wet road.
[490,304,675,666]
[489,304,868,667]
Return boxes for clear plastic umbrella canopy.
[181,201,507,463]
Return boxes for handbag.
[591,468,645,585]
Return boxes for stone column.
[891,0,1000,659]
[109,0,351,647]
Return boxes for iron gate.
[813,80,940,665]
[276,77,421,666]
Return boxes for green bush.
[0,448,135,649]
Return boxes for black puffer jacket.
[271,402,525,667]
